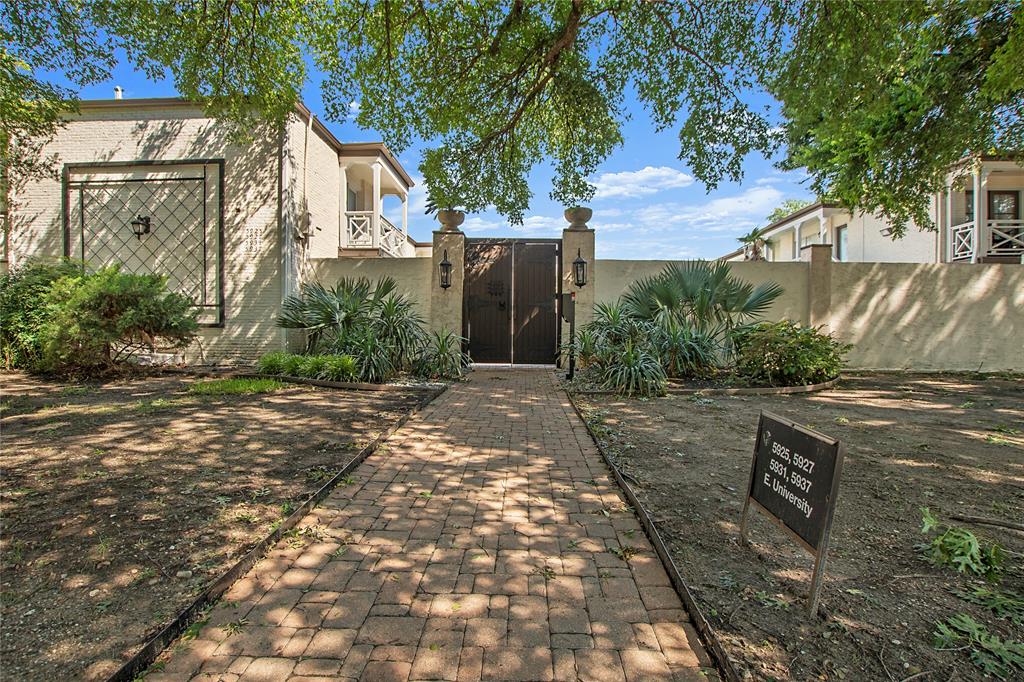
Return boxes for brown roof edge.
[338,142,415,189]
[762,201,844,234]
[75,97,415,189]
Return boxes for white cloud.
[591,166,694,200]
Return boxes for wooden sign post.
[740,411,845,615]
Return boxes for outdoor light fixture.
[879,226,894,237]
[130,214,151,240]
[439,249,452,289]
[572,248,588,288]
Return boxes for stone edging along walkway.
[566,392,743,682]
[106,384,448,682]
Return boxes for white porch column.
[970,163,987,260]
[402,193,409,237]
[791,226,799,260]
[944,182,953,262]
[371,161,382,250]
[339,162,349,248]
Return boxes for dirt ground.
[577,373,1023,681]
[0,372,432,680]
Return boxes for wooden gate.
[463,239,560,364]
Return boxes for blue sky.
[62,56,814,260]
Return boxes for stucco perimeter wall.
[830,263,1024,371]
[594,259,1022,371]
[595,260,810,323]
[310,257,433,317]
[7,103,285,362]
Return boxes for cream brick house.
[2,97,425,362]
[729,157,1024,264]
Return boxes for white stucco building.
[2,97,426,361]
[729,157,1023,264]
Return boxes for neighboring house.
[3,96,426,361]
[727,157,1024,264]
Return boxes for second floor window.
[835,225,848,261]
[989,191,1019,221]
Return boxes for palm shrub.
[732,321,849,386]
[622,260,783,344]
[415,329,471,380]
[277,276,425,381]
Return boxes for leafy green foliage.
[256,351,291,375]
[188,378,284,396]
[35,265,197,374]
[317,354,358,382]
[6,3,1022,224]
[765,199,814,225]
[732,321,849,387]
[571,264,784,395]
[920,508,1006,581]
[597,340,666,398]
[775,1,1024,236]
[414,329,471,381]
[955,586,1024,626]
[256,352,359,383]
[933,613,1024,680]
[622,261,783,340]
[0,259,82,369]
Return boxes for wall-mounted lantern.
[439,249,452,289]
[130,214,151,240]
[572,248,588,288]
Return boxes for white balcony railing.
[989,219,1024,255]
[949,219,1024,261]
[950,221,974,261]
[345,211,374,248]
[380,216,406,257]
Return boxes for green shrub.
[732,321,848,386]
[257,351,292,375]
[37,266,198,374]
[295,355,330,379]
[920,508,1006,581]
[597,340,666,397]
[0,259,83,369]
[348,326,397,383]
[415,329,471,380]
[656,322,718,378]
[280,353,305,377]
[318,354,358,382]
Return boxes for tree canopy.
[3,1,1022,235]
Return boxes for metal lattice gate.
[64,161,223,325]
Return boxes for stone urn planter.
[564,207,593,230]
[437,209,466,232]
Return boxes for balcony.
[950,219,1024,262]
[343,211,414,257]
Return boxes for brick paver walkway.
[153,370,714,681]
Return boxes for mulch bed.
[576,373,1023,681]
[0,372,432,680]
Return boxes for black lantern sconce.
[439,249,453,289]
[130,214,151,240]
[572,248,588,288]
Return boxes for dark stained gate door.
[464,242,512,363]
[463,240,560,364]
[513,242,559,364]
